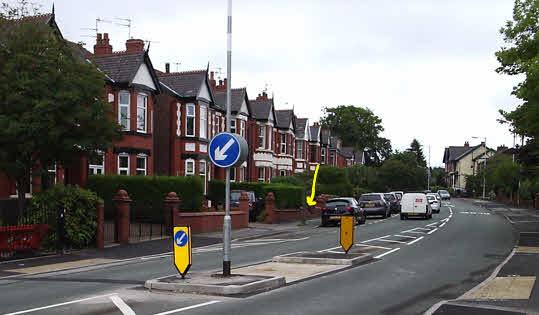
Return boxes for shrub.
[270,176,303,186]
[519,179,538,200]
[87,175,204,219]
[27,184,100,250]
[208,180,304,209]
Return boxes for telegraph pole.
[223,0,232,277]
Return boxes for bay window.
[200,106,207,139]
[89,153,105,175]
[118,91,130,130]
[118,154,129,175]
[240,120,246,138]
[258,125,265,148]
[136,155,147,175]
[296,141,303,159]
[186,104,195,137]
[137,94,147,132]
[185,159,195,175]
[281,134,286,154]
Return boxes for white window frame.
[296,141,303,159]
[136,94,147,133]
[230,119,237,134]
[240,167,245,182]
[118,154,130,175]
[258,125,265,148]
[199,160,207,194]
[118,91,130,131]
[321,148,326,164]
[89,152,105,175]
[280,170,286,177]
[268,127,272,150]
[185,159,195,176]
[47,163,57,185]
[281,133,286,154]
[199,105,207,139]
[186,104,195,137]
[230,167,236,182]
[136,155,147,175]
[240,120,246,138]
[258,167,265,182]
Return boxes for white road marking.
[407,236,424,245]
[439,222,446,228]
[354,244,391,250]
[374,247,400,259]
[426,221,441,227]
[360,235,392,243]
[427,228,438,235]
[110,296,136,315]
[367,238,408,244]
[393,234,417,239]
[1,293,118,315]
[318,246,342,252]
[153,301,221,315]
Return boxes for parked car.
[230,190,260,221]
[426,194,440,213]
[359,193,391,218]
[400,193,432,220]
[384,192,400,213]
[437,190,451,200]
[321,197,366,227]
[454,188,471,198]
[391,191,404,201]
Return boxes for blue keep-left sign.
[174,230,188,247]
[209,133,248,168]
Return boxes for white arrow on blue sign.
[209,133,248,168]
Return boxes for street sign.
[209,132,248,168]
[173,226,192,278]
[340,216,354,253]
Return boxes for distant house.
[275,109,296,177]
[442,141,495,189]
[294,118,310,173]
[249,92,278,182]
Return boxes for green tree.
[378,151,426,191]
[496,0,539,159]
[0,2,121,214]
[320,105,391,166]
[485,155,520,197]
[406,138,427,167]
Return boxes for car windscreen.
[427,195,435,200]
[384,194,395,200]
[360,194,381,201]
[439,190,448,194]
[230,192,241,201]
[326,200,349,207]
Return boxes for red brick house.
[294,118,310,173]
[329,136,348,167]
[154,67,218,194]
[211,76,251,183]
[249,92,278,182]
[319,129,331,166]
[275,110,296,177]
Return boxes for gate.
[129,199,167,242]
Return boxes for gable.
[132,63,156,90]
[240,99,249,115]
[197,80,211,102]
[289,120,294,130]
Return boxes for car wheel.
[321,216,328,227]
[362,214,367,224]
[400,214,405,220]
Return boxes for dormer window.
[119,91,130,130]
[281,134,286,154]
[137,94,147,132]
[258,125,265,148]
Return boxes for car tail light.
[249,202,254,207]
[322,207,328,211]
[346,206,353,212]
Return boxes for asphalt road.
[0,199,515,315]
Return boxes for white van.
[400,193,432,220]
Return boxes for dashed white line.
[407,236,424,245]
[110,296,136,315]
[427,228,438,235]
[439,222,446,228]
[393,234,417,239]
[374,247,400,259]
[360,235,392,243]
[153,301,221,315]
[354,244,391,250]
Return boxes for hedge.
[87,175,204,219]
[208,180,304,209]
[26,184,100,250]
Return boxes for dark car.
[230,190,259,221]
[384,193,400,213]
[321,198,366,227]
[359,193,391,218]
[437,190,451,200]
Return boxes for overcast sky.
[25,0,521,166]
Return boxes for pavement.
[0,219,319,278]
[429,199,539,315]
[0,199,524,315]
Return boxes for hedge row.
[208,180,304,209]
[87,175,204,219]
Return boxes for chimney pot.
[104,33,109,40]
[210,71,214,80]
[219,79,223,86]
[97,33,102,40]
[223,78,227,87]
[126,39,145,53]
[165,63,170,73]
[94,33,112,55]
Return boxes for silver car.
[426,194,440,213]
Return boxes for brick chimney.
[464,141,469,148]
[497,145,507,152]
[214,77,226,92]
[313,122,319,126]
[165,63,170,73]
[126,39,145,53]
[256,91,269,101]
[94,33,113,55]
[210,71,216,89]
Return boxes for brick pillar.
[238,191,250,225]
[113,190,131,245]
[535,193,539,210]
[265,192,276,224]
[164,192,181,235]
[96,201,104,249]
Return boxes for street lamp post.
[472,136,487,200]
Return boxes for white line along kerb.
[109,296,136,315]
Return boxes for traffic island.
[272,251,372,265]
[144,272,285,296]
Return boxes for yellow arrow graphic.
[306,164,320,206]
